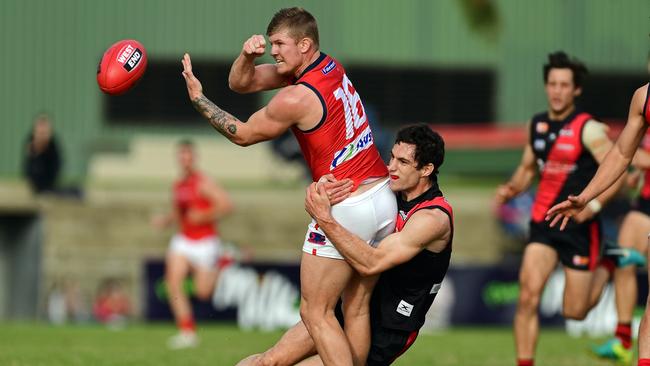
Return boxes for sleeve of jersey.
[581,120,610,157]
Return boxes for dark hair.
[177,139,194,148]
[543,51,588,87]
[395,124,445,178]
[266,7,319,48]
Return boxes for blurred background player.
[548,80,650,366]
[151,139,234,349]
[237,124,452,366]
[495,51,626,366]
[23,113,61,195]
[181,7,395,365]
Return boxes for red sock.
[615,322,632,349]
[178,316,196,332]
[517,359,534,366]
[638,359,650,366]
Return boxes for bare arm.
[495,142,537,204]
[228,35,288,93]
[305,183,451,276]
[547,84,649,228]
[567,121,626,223]
[182,53,316,146]
[187,178,234,225]
[632,148,650,169]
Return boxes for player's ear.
[420,163,434,179]
[573,86,582,97]
[298,38,312,53]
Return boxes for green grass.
[0,323,628,366]
[0,323,624,366]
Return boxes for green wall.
[1,0,647,179]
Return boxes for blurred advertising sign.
[144,260,647,335]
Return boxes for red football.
[97,39,147,95]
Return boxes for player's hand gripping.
[318,174,354,205]
[495,183,517,204]
[304,175,354,221]
[545,194,588,230]
[242,35,266,59]
[305,182,334,223]
[181,53,203,101]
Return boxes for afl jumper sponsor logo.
[536,122,549,134]
[556,143,575,151]
[329,126,375,170]
[307,232,326,245]
[572,255,590,267]
[396,299,414,317]
[559,128,574,137]
[322,59,336,75]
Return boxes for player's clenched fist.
[242,35,266,58]
[495,183,517,204]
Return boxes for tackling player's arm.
[495,124,537,204]
[305,183,451,277]
[182,53,320,146]
[187,178,235,225]
[228,35,289,93]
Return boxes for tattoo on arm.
[191,95,238,137]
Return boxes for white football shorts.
[302,178,397,260]
[169,234,222,270]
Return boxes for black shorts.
[367,324,419,366]
[528,219,602,271]
[633,197,650,216]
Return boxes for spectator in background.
[23,113,61,194]
[93,279,131,329]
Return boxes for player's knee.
[235,354,279,366]
[517,286,541,310]
[195,287,212,301]
[300,303,327,330]
[256,351,290,366]
[562,304,589,320]
[165,278,183,294]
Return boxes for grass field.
[0,323,628,366]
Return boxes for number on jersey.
[333,74,367,139]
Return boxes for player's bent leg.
[585,265,611,311]
[616,212,650,322]
[236,321,317,366]
[295,355,325,366]
[235,354,262,366]
[165,253,198,349]
[192,266,219,301]
[300,252,355,366]
[595,213,650,362]
[341,272,380,366]
[515,243,558,361]
[166,253,192,321]
[563,266,605,320]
